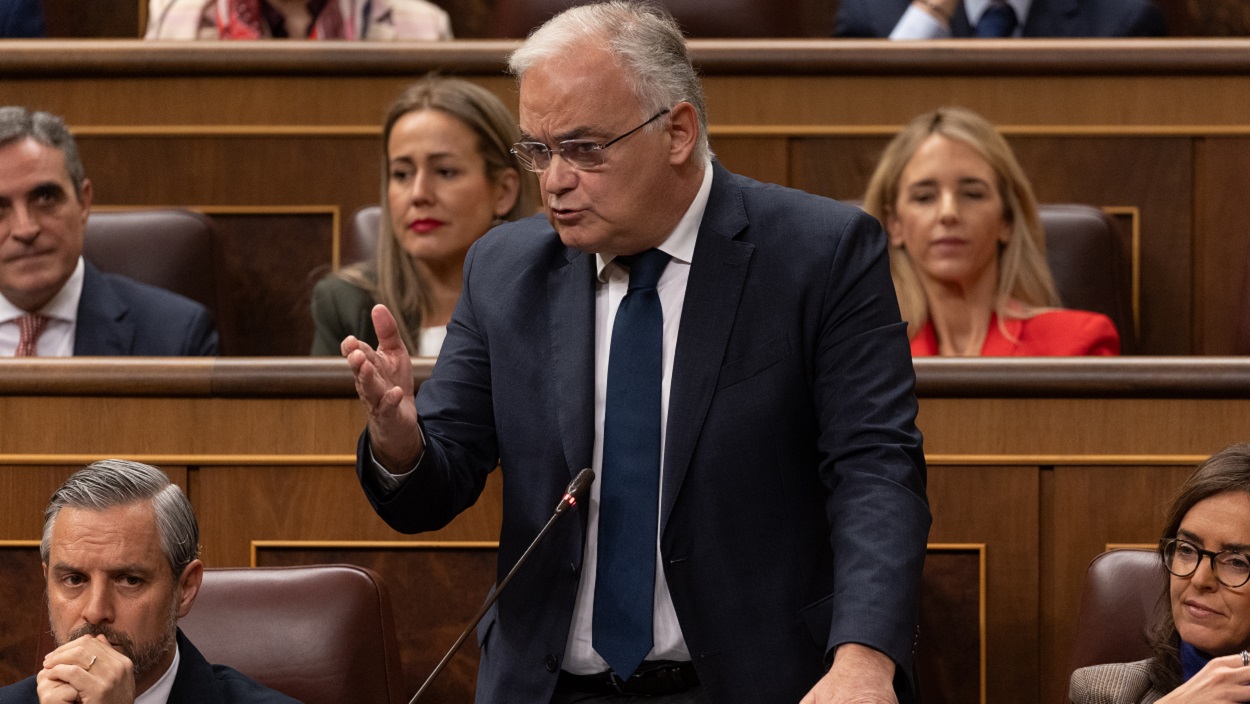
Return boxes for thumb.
[371,305,408,354]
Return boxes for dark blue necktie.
[593,248,670,680]
[975,2,1017,37]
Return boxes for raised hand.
[342,304,425,472]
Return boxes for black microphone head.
[566,468,595,503]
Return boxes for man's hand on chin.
[800,643,898,704]
[37,634,135,704]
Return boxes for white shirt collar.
[135,641,180,704]
[964,0,1032,27]
[595,160,714,282]
[0,256,85,324]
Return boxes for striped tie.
[15,314,50,357]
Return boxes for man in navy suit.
[0,0,45,38]
[0,460,298,703]
[0,107,218,357]
[835,0,1165,38]
[344,3,929,703]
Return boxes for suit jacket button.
[545,654,559,672]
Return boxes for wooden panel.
[919,546,984,704]
[919,398,1250,457]
[1039,464,1193,704]
[191,466,503,566]
[210,212,335,356]
[0,545,42,688]
[75,136,379,207]
[1010,138,1192,355]
[707,136,789,188]
[928,467,1035,704]
[1193,138,1250,354]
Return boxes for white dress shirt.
[890,0,1031,38]
[0,257,83,357]
[561,160,714,674]
[135,643,180,704]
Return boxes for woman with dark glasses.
[1071,443,1250,703]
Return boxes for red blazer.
[910,309,1120,356]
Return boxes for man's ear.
[174,559,203,619]
[666,101,700,166]
[78,178,93,221]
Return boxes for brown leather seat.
[83,209,218,316]
[487,0,807,38]
[178,565,406,704]
[34,564,405,704]
[1067,549,1167,675]
[1040,205,1134,352]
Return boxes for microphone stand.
[409,468,595,704]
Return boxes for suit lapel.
[74,262,134,356]
[548,246,597,484]
[661,163,753,531]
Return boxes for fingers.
[39,635,134,703]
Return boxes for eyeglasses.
[510,109,671,172]
[1161,538,1250,588]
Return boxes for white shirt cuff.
[889,4,953,39]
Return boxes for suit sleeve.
[185,306,219,356]
[814,209,930,675]
[355,241,497,534]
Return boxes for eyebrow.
[1177,529,1250,552]
[519,125,598,144]
[49,562,156,577]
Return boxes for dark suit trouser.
[550,687,709,704]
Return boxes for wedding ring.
[1241,650,1249,667]
[85,655,96,672]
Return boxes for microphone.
[410,468,595,704]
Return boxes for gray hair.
[507,1,711,164]
[42,460,200,579]
[0,106,87,199]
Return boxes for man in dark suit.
[0,106,218,357]
[344,3,929,703]
[835,0,1165,38]
[0,460,298,703]
[0,0,45,38]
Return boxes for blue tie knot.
[620,249,671,291]
[976,2,1017,37]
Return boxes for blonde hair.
[863,106,1059,339]
[340,76,538,352]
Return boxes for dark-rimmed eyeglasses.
[1161,538,1250,588]
[510,109,671,172]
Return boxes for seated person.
[0,459,299,703]
[145,0,452,39]
[0,107,219,357]
[863,106,1119,356]
[835,0,1165,38]
[1070,443,1250,703]
[0,0,44,38]
[310,77,535,356]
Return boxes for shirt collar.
[964,0,1031,26]
[0,256,84,324]
[595,160,713,282]
[135,641,180,704]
